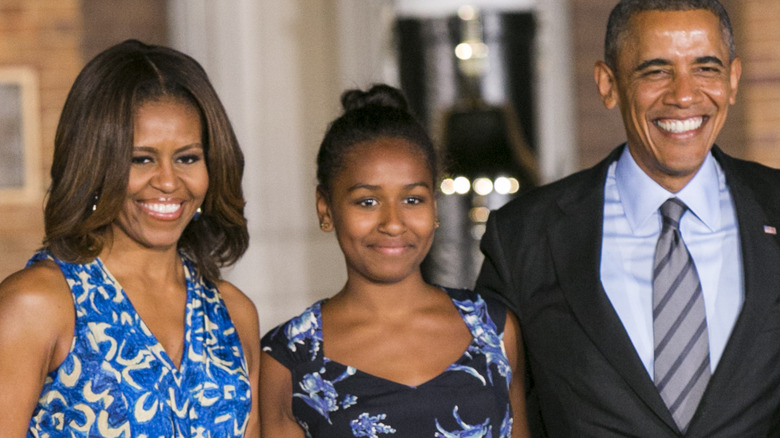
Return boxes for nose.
[378,204,405,235]
[150,161,179,193]
[664,72,699,107]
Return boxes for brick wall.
[572,0,625,168]
[1,1,778,280]
[739,0,780,167]
[0,0,167,279]
[81,0,167,61]
[0,0,82,278]
[571,0,777,169]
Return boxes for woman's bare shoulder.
[0,260,71,308]
[216,280,260,337]
[0,259,75,427]
[217,280,258,315]
[0,260,74,367]
[0,260,73,337]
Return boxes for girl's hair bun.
[341,84,409,114]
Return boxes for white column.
[534,0,578,182]
[166,0,577,331]
[168,0,347,331]
[334,0,398,89]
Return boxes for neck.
[331,271,441,318]
[99,239,183,287]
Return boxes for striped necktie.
[653,198,710,432]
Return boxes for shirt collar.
[615,146,722,232]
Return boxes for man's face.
[595,9,741,192]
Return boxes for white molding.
[335,0,399,89]
[165,0,578,329]
[168,0,332,330]
[535,0,578,181]
[396,0,535,17]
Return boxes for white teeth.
[656,117,703,134]
[144,203,181,214]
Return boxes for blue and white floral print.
[499,409,513,437]
[296,365,358,423]
[26,251,251,437]
[351,413,396,437]
[286,306,321,360]
[262,287,514,438]
[449,296,512,389]
[435,406,492,437]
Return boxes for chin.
[133,232,185,250]
[366,271,417,285]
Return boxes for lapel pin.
[764,225,777,235]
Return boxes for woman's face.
[112,98,208,252]
[317,138,437,285]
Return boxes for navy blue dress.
[261,288,514,437]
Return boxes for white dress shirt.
[600,147,743,378]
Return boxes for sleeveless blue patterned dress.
[26,250,251,438]
[261,287,513,438]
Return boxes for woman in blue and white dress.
[259,84,530,438]
[0,40,260,437]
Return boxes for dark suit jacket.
[475,145,780,437]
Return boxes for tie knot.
[660,198,687,228]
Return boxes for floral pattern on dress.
[447,295,513,389]
[435,406,491,437]
[26,250,251,438]
[285,306,321,361]
[350,413,396,437]
[262,288,514,438]
[296,365,358,423]
[434,405,513,438]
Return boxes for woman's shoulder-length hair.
[44,39,248,282]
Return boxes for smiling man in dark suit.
[475,0,780,436]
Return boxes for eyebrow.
[634,58,672,72]
[346,181,431,192]
[132,143,204,154]
[694,56,725,66]
[634,56,725,72]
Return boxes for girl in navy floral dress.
[259,85,530,438]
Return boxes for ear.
[594,61,619,109]
[315,185,334,232]
[433,198,439,229]
[728,57,742,105]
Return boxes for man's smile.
[654,116,705,134]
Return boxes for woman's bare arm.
[259,352,305,438]
[218,281,262,438]
[0,261,73,435]
[504,310,531,438]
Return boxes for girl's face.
[112,98,208,252]
[317,137,437,285]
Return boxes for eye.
[642,69,669,79]
[177,153,203,165]
[357,198,378,208]
[131,155,153,165]
[696,65,722,75]
[404,196,424,205]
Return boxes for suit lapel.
[546,147,679,431]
